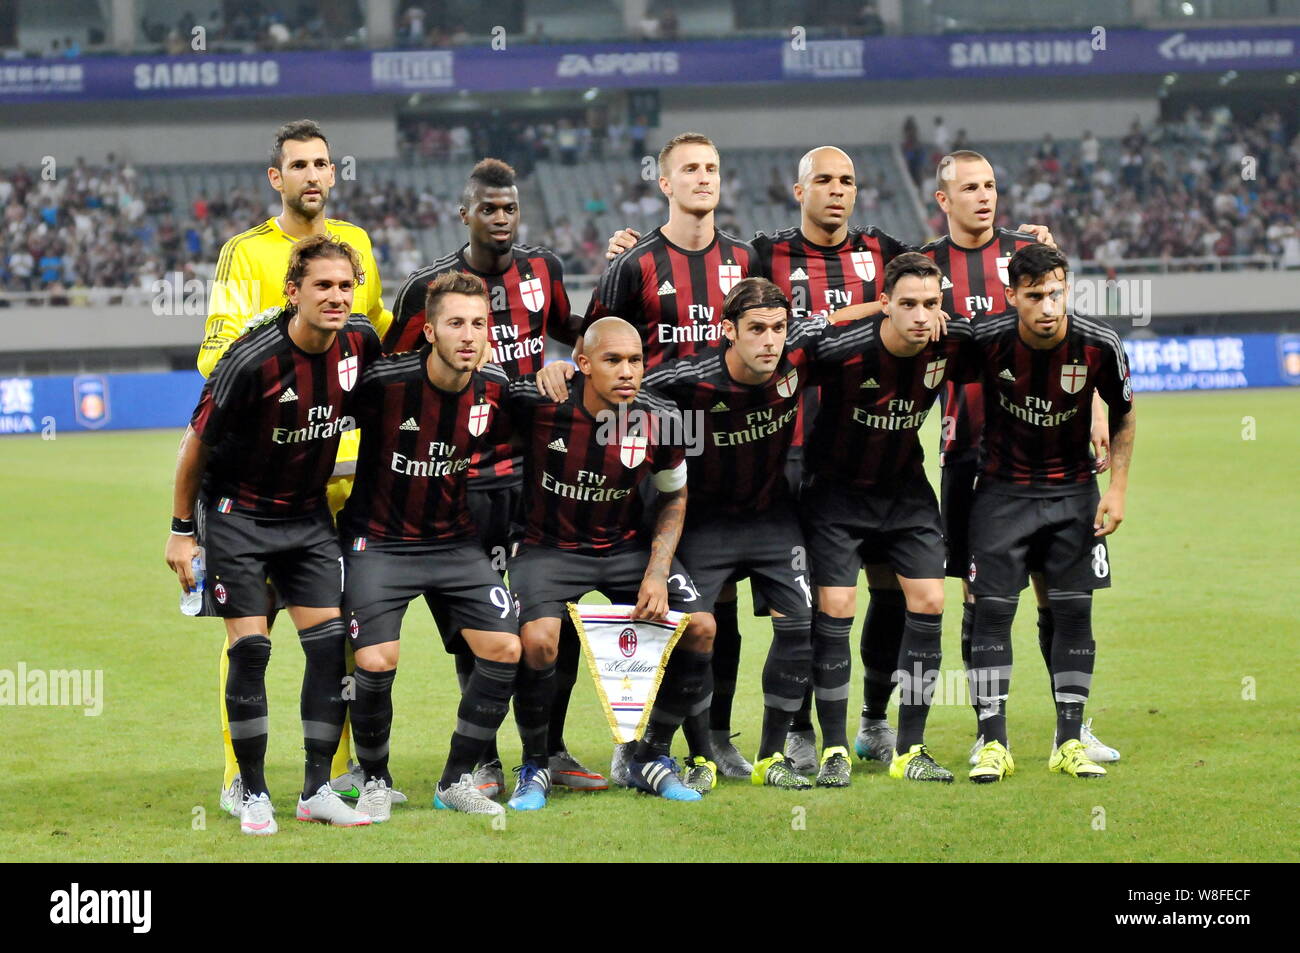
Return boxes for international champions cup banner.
[568,605,689,744]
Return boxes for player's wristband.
[171,517,195,536]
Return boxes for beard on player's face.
[433,334,480,371]
[286,186,328,221]
[428,312,488,372]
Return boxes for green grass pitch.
[3,388,1297,862]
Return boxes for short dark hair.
[882,252,944,296]
[935,149,989,192]
[722,277,789,327]
[461,157,517,207]
[282,235,363,313]
[425,270,489,324]
[271,119,329,171]
[1007,243,1069,288]
[658,132,717,178]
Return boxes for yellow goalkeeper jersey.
[199,216,393,474]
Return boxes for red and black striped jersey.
[971,313,1133,495]
[507,374,687,555]
[338,351,516,543]
[917,227,1037,460]
[806,317,973,492]
[752,225,911,320]
[385,243,573,488]
[752,224,912,450]
[584,226,756,368]
[190,311,380,518]
[643,316,876,517]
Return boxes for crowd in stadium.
[2,105,1296,300]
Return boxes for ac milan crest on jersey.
[214,582,228,604]
[995,255,1012,287]
[1060,363,1088,395]
[620,434,648,468]
[518,276,545,313]
[924,358,948,389]
[775,368,799,398]
[468,402,491,436]
[718,264,741,295]
[851,251,876,283]
[338,355,359,391]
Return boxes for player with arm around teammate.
[338,271,525,819]
[505,318,717,806]
[800,253,974,784]
[637,277,889,791]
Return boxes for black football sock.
[455,650,500,764]
[1037,605,1055,694]
[350,665,396,786]
[513,662,556,766]
[895,611,943,752]
[709,599,741,731]
[759,614,812,758]
[683,660,715,760]
[861,588,906,721]
[789,685,815,734]
[298,618,347,799]
[812,612,853,750]
[970,595,1016,747]
[226,634,271,798]
[441,657,517,787]
[635,649,712,763]
[1047,592,1095,747]
[961,600,979,724]
[546,616,581,757]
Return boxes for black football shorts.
[966,484,1113,595]
[800,477,947,586]
[342,538,517,652]
[196,496,342,618]
[509,543,701,625]
[678,504,813,617]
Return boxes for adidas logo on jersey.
[941,276,953,290]
[399,417,419,431]
[859,378,879,388]
[548,438,568,453]
[278,387,298,403]
[789,267,808,281]
[657,281,676,296]
[710,400,730,412]
[999,369,1016,382]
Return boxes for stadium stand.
[3,103,1294,303]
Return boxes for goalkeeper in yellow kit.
[199,119,401,815]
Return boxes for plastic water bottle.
[180,547,205,616]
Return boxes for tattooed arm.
[635,482,687,621]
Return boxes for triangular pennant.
[568,603,689,744]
